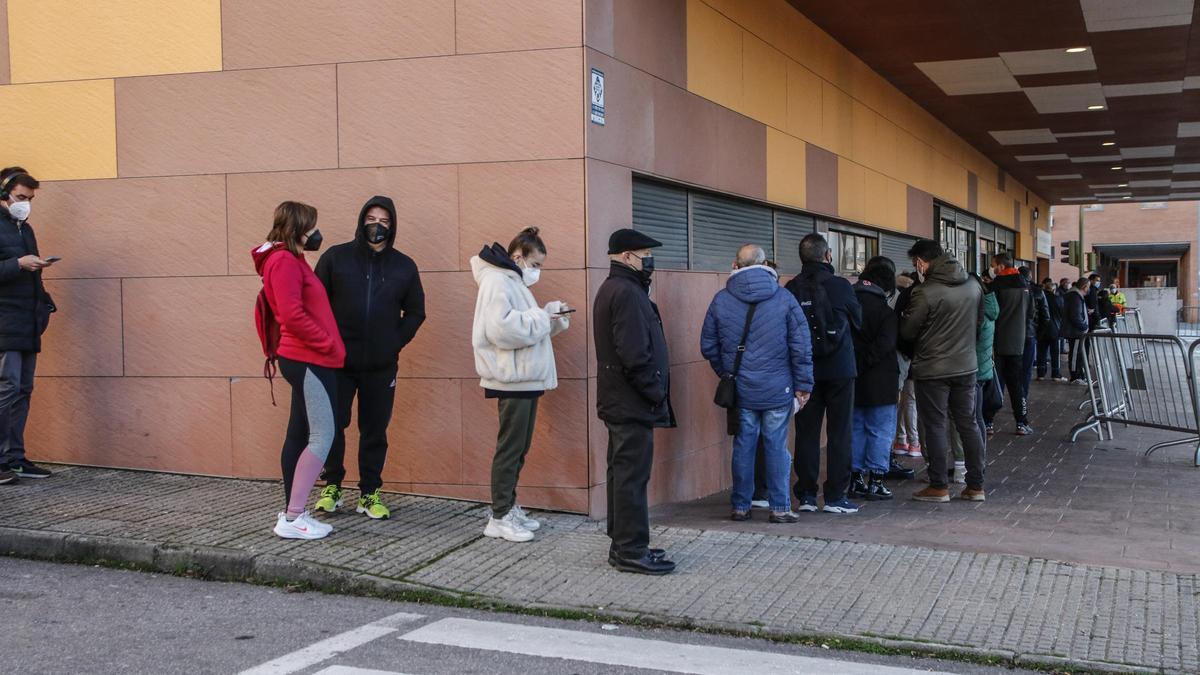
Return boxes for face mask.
[521,266,541,287]
[1093,281,1101,289]
[7,200,30,222]
[365,222,389,245]
[303,229,323,252]
[638,254,655,276]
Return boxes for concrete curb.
[0,526,1172,675]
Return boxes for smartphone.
[555,309,577,315]
[44,256,62,263]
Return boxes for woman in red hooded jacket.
[251,201,346,539]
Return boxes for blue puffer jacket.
[701,265,815,411]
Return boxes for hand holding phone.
[44,256,62,264]
[555,308,577,315]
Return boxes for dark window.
[631,180,689,269]
[691,193,774,272]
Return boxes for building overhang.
[1094,242,1191,260]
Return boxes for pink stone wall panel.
[456,0,583,54]
[230,377,292,480]
[38,176,227,279]
[806,143,840,217]
[654,361,724,464]
[122,276,263,377]
[395,378,463,485]
[458,160,585,271]
[528,269,589,379]
[38,279,123,377]
[651,271,722,366]
[28,377,233,476]
[397,271,478,378]
[610,0,686,87]
[585,50,656,176]
[221,0,454,70]
[226,166,460,276]
[337,50,583,167]
[647,442,729,508]
[460,381,589,489]
[0,1,11,85]
[585,159,633,269]
[116,66,338,177]
[584,0,615,54]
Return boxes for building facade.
[9,0,1049,517]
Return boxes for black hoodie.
[314,196,426,372]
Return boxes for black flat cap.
[608,228,663,254]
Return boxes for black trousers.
[605,421,654,559]
[1037,337,1062,379]
[793,377,854,502]
[322,366,397,494]
[491,397,539,518]
[914,374,986,490]
[1068,338,1087,381]
[994,354,1028,425]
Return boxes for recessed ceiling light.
[1111,166,1123,170]
[1102,141,1116,146]
[1066,47,1089,53]
[1118,183,1128,187]
[1088,105,1105,111]
[1122,196,1131,199]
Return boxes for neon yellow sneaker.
[357,489,391,520]
[314,484,343,513]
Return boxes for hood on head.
[726,265,779,304]
[356,195,398,250]
[926,254,968,286]
[472,243,523,283]
[854,278,887,298]
[251,241,287,276]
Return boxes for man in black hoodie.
[989,253,1034,435]
[313,196,426,519]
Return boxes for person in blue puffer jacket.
[701,245,814,523]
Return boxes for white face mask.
[8,200,30,222]
[521,266,541,287]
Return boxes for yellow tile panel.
[742,34,787,130]
[837,158,866,223]
[864,168,889,229]
[8,0,221,83]
[686,0,743,111]
[0,79,116,180]
[766,128,806,209]
[820,80,853,156]
[850,100,876,168]
[785,60,822,142]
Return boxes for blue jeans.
[852,405,897,475]
[732,405,792,512]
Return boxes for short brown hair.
[266,201,318,255]
[507,226,547,257]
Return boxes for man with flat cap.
[593,228,676,575]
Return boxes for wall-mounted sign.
[590,68,605,125]
[1037,229,1052,257]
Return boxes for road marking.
[313,667,413,675]
[399,618,955,675]
[238,612,423,675]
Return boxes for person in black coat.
[0,167,56,484]
[313,195,426,519]
[593,228,676,575]
[1086,273,1101,330]
[785,234,863,514]
[1063,278,1091,382]
[848,257,899,502]
[1036,278,1065,381]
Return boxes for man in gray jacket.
[899,240,986,503]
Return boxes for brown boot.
[959,487,986,501]
[913,486,950,502]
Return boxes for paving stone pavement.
[4,379,1200,672]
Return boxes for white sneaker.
[952,463,967,485]
[750,499,770,509]
[273,512,329,540]
[297,510,333,535]
[510,505,541,531]
[484,511,534,542]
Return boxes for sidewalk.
[3,381,1199,674]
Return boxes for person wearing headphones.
[0,166,57,485]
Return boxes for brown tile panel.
[116,66,338,177]
[585,0,615,54]
[0,1,10,85]
[805,143,838,216]
[38,279,123,377]
[1013,72,1100,89]
[123,276,262,378]
[586,49,656,174]
[456,0,582,54]
[38,175,227,279]
[338,50,583,168]
[651,270,722,367]
[906,185,934,239]
[585,159,633,269]
[395,378,464,485]
[967,171,978,212]
[610,0,686,87]
[397,271,477,379]
[28,377,233,476]
[458,160,585,271]
[221,0,454,69]
[226,166,460,276]
[1090,26,1190,86]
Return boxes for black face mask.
[303,229,324,252]
[637,255,655,282]
[365,222,389,245]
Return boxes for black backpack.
[790,274,845,358]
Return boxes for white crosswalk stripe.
[398,617,957,675]
[313,667,414,675]
[237,612,424,675]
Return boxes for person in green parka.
[946,274,999,484]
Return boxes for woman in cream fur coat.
[470,227,570,542]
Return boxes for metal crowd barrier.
[1070,331,1200,466]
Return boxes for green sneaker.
[314,484,343,513]
[356,489,391,520]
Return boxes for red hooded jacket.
[252,242,345,370]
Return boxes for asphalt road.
[2,557,1038,675]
